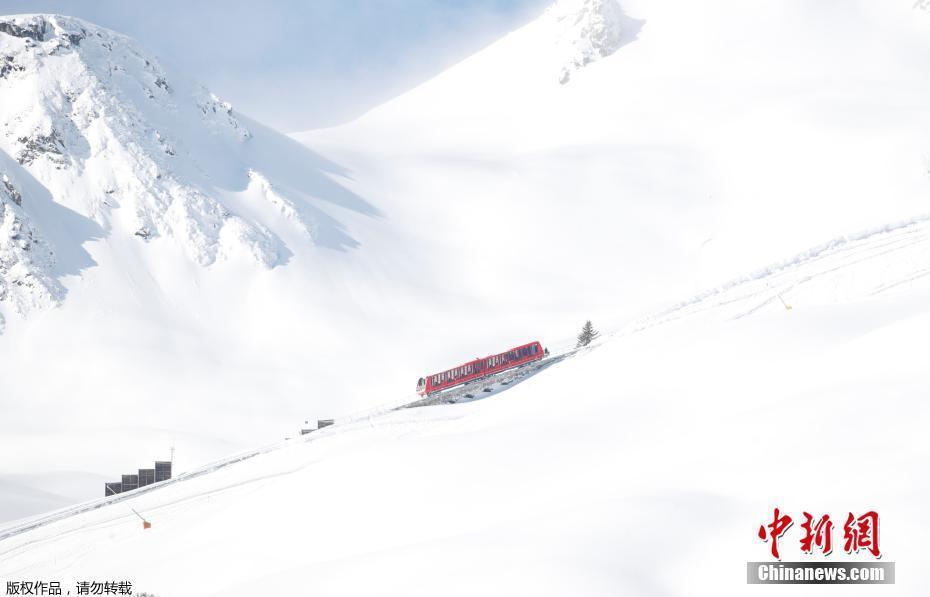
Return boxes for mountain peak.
[545,0,632,84]
[0,13,96,45]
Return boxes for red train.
[416,340,547,396]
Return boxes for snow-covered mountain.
[0,14,374,321]
[303,0,930,293]
[2,0,930,550]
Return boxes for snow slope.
[300,0,930,315]
[1,212,929,595]
[3,0,930,531]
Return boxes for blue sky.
[1,0,547,131]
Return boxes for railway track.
[0,347,580,545]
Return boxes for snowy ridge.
[0,14,274,268]
[0,13,371,320]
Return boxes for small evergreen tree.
[576,320,600,347]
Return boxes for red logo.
[757,508,881,559]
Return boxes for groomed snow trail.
[623,212,930,334]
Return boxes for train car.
[416,341,546,396]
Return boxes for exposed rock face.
[0,168,59,322]
[0,19,48,42]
